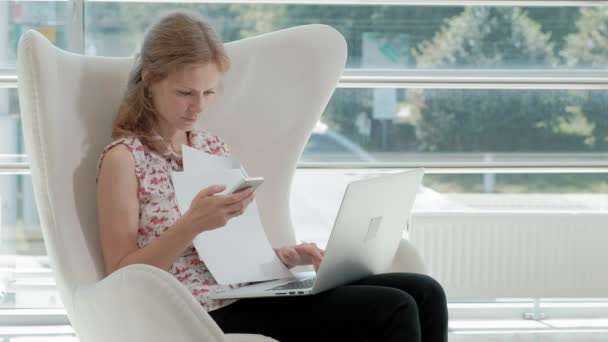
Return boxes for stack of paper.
[172,145,292,284]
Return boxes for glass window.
[2,0,607,329]
[0,174,58,309]
[0,89,24,156]
[0,1,68,68]
[301,88,608,161]
[425,173,608,194]
[84,3,608,70]
[0,91,55,310]
[82,3,608,165]
[291,169,608,248]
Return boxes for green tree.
[561,8,608,151]
[411,7,584,152]
[562,8,608,68]
[258,5,461,146]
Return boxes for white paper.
[182,145,242,172]
[172,145,292,284]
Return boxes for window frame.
[3,3,608,182]
[2,0,608,330]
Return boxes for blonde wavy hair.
[112,11,230,154]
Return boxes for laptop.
[210,168,424,299]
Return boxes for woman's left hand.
[274,242,325,271]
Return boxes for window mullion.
[67,0,85,54]
[84,0,608,7]
[340,69,608,89]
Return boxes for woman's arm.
[97,145,199,275]
[97,144,255,276]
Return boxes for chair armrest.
[72,264,227,342]
[388,238,428,275]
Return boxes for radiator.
[410,211,608,299]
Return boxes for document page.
[172,146,292,284]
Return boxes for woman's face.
[148,62,222,133]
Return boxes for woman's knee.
[379,290,422,340]
[389,273,448,312]
[415,274,448,319]
[425,275,447,304]
[417,274,446,297]
[380,287,420,318]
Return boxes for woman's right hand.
[180,185,255,235]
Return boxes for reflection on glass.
[1,1,68,68]
[311,88,608,161]
[82,4,608,162]
[84,3,608,70]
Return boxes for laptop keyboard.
[267,277,316,291]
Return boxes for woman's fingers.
[223,188,255,205]
[313,260,321,272]
[198,185,226,198]
[278,243,325,268]
[304,243,324,258]
[296,243,324,265]
[285,247,299,261]
[224,191,255,217]
[310,247,323,261]
[278,247,299,268]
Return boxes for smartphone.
[228,177,264,194]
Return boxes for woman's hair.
[111,11,230,154]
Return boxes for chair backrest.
[17,25,346,317]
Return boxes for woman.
[96,11,448,342]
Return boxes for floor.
[0,319,606,342]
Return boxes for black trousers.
[209,272,448,342]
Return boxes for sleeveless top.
[96,128,245,312]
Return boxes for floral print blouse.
[97,128,244,312]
